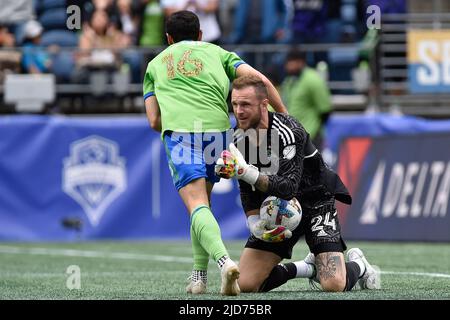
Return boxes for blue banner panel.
[325,114,450,159]
[337,133,450,241]
[0,115,248,241]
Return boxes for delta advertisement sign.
[336,133,450,241]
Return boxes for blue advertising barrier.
[326,114,450,241]
[1,114,450,241]
[325,113,450,157]
[0,115,247,241]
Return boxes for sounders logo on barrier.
[63,136,127,226]
[408,30,450,93]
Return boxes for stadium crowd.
[0,0,407,85]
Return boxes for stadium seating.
[34,0,66,15]
[39,8,68,30]
[51,52,75,82]
[42,0,66,10]
[328,46,359,83]
[41,30,79,47]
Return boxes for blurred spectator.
[358,0,406,15]
[77,10,143,84]
[0,25,21,83]
[226,0,290,78]
[218,0,237,41]
[78,10,130,69]
[162,0,221,43]
[0,0,34,25]
[76,10,124,83]
[79,0,118,29]
[280,49,332,150]
[95,0,115,11]
[21,20,52,74]
[290,0,328,44]
[139,0,165,46]
[228,0,290,44]
[0,25,15,47]
[116,0,140,44]
[0,0,35,45]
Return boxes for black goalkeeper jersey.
[234,112,351,213]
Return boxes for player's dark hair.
[232,75,268,100]
[286,48,306,62]
[166,10,200,43]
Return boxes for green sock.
[190,205,229,262]
[190,223,209,271]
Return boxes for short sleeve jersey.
[143,41,245,135]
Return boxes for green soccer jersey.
[143,41,245,135]
[281,67,331,139]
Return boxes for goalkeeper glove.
[214,143,259,186]
[247,215,292,243]
[215,150,236,179]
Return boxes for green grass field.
[0,241,449,300]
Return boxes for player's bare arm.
[254,174,270,193]
[145,96,162,132]
[236,64,288,114]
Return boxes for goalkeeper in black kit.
[215,75,381,293]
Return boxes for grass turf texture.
[0,241,449,300]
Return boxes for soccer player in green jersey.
[143,10,287,295]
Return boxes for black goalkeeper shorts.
[244,199,347,259]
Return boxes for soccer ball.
[260,196,302,231]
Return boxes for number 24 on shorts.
[311,211,337,235]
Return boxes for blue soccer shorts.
[163,130,231,191]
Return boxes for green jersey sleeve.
[219,47,245,81]
[143,64,155,100]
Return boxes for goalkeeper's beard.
[238,107,262,131]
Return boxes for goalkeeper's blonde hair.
[232,75,268,101]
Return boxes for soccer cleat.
[347,248,381,290]
[220,259,240,296]
[186,278,207,294]
[304,252,321,291]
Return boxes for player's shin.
[190,205,229,262]
[190,205,240,295]
[190,224,209,272]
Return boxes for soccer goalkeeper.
[143,11,287,295]
[215,75,381,293]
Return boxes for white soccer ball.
[260,196,302,231]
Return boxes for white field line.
[0,245,192,263]
[380,270,450,279]
[1,245,449,279]
[0,271,190,278]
